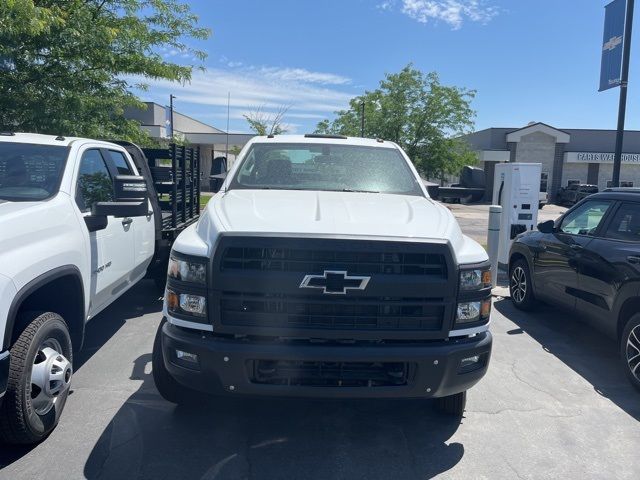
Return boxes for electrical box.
[492,163,542,267]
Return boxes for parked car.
[152,134,493,418]
[508,188,640,390]
[0,133,200,444]
[557,183,598,206]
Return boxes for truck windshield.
[0,142,69,202]
[229,143,423,196]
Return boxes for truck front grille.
[249,359,411,387]
[220,292,445,331]
[221,246,446,277]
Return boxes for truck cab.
[0,133,199,444]
[152,135,493,417]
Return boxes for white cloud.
[383,0,498,29]
[259,67,351,86]
[128,64,354,132]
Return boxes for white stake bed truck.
[153,134,493,416]
[0,132,200,444]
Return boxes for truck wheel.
[621,314,640,392]
[152,320,197,404]
[509,259,536,311]
[436,391,466,417]
[0,312,73,444]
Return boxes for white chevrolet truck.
[0,132,200,444]
[153,134,493,416]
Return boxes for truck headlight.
[456,299,491,324]
[168,255,207,284]
[166,289,207,318]
[459,268,491,291]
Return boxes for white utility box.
[492,163,542,268]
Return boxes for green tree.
[315,64,477,180]
[0,0,210,142]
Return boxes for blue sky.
[137,0,640,134]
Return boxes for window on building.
[604,202,640,242]
[540,172,548,193]
[109,150,134,175]
[76,150,114,212]
[567,179,580,187]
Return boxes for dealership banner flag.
[600,0,627,91]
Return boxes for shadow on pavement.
[83,352,464,480]
[0,280,163,467]
[75,280,163,370]
[494,298,640,420]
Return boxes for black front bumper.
[0,351,9,406]
[160,321,492,399]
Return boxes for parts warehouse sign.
[566,152,640,164]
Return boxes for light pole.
[169,94,176,140]
[612,0,634,187]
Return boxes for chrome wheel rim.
[511,266,527,303]
[30,338,72,415]
[626,325,640,383]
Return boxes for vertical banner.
[600,0,627,91]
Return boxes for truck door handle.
[122,217,133,226]
[628,255,640,264]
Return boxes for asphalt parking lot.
[1,204,640,479]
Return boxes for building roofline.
[141,101,224,133]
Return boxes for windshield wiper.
[341,188,380,193]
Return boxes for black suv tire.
[621,313,640,392]
[509,259,537,311]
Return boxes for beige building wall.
[515,131,556,191]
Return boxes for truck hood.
[211,189,459,240]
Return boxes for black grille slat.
[221,247,447,277]
[250,360,411,387]
[221,293,445,331]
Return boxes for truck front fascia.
[160,321,492,399]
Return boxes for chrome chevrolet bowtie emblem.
[299,270,370,295]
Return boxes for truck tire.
[0,312,73,444]
[152,320,198,405]
[509,259,537,311]
[436,391,466,417]
[621,314,640,392]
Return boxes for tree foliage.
[0,0,210,142]
[315,65,477,179]
[243,105,290,136]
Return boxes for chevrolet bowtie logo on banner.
[600,0,627,91]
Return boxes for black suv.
[508,189,640,390]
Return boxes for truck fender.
[3,266,85,352]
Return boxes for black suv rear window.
[605,202,640,242]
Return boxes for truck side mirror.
[92,175,149,218]
[210,156,228,193]
[84,215,108,232]
[537,220,555,233]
